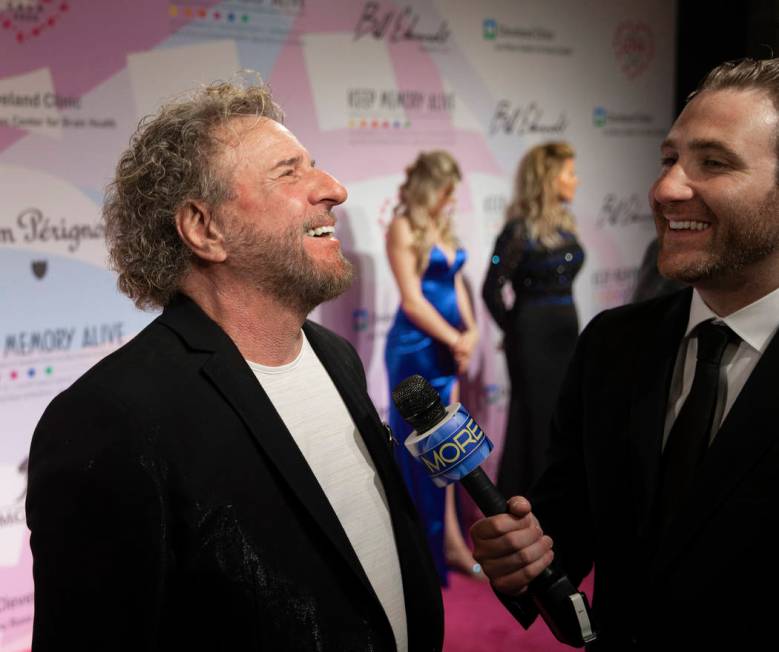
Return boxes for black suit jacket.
[26,295,443,651]
[512,289,779,650]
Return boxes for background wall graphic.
[0,1,675,649]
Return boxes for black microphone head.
[392,375,447,433]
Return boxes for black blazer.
[515,289,779,650]
[26,295,443,651]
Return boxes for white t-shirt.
[247,333,407,652]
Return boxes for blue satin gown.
[385,244,466,585]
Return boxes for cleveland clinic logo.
[352,309,369,332]
[483,19,497,40]
[592,105,663,137]
[593,106,608,128]
[480,16,570,55]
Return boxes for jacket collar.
[156,295,387,607]
[627,289,692,545]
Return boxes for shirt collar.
[686,286,779,353]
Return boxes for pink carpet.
[442,571,594,651]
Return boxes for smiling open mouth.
[668,220,710,231]
[306,226,335,237]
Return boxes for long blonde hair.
[394,150,462,272]
[507,142,576,248]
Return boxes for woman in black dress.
[482,142,584,498]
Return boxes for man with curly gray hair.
[26,76,443,652]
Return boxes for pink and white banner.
[0,1,675,648]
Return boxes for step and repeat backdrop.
[0,1,674,648]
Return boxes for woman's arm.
[386,216,462,348]
[481,222,523,331]
[452,272,478,373]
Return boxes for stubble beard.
[225,218,354,315]
[656,189,779,285]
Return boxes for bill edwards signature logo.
[354,1,450,45]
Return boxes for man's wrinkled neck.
[179,269,307,365]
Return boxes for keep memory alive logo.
[1,207,104,253]
[482,17,572,56]
[347,87,454,129]
[4,322,125,357]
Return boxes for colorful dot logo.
[1,366,54,382]
[348,118,413,129]
[168,6,250,23]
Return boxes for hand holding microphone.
[392,374,596,648]
[471,494,556,595]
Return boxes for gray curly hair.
[103,73,283,309]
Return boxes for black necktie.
[659,320,736,527]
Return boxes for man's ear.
[175,200,227,263]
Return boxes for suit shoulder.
[41,315,177,415]
[583,289,691,337]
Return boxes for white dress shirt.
[663,286,779,448]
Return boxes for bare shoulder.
[387,215,414,247]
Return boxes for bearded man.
[26,78,442,652]
[471,57,779,650]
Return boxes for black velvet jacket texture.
[26,295,443,651]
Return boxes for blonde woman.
[482,142,584,499]
[384,151,480,584]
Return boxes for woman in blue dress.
[482,141,584,499]
[385,151,480,585]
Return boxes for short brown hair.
[103,73,283,309]
[689,57,779,108]
[690,58,779,180]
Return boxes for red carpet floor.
[442,571,594,651]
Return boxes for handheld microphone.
[392,374,597,648]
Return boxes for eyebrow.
[270,156,302,171]
[661,137,741,160]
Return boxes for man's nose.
[311,169,348,207]
[652,164,694,205]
